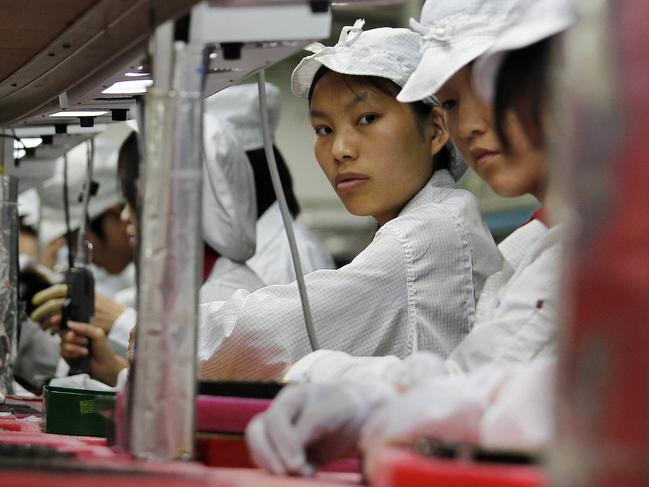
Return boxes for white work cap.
[202,116,257,262]
[397,0,522,103]
[291,19,436,105]
[204,83,281,151]
[472,0,577,104]
[18,188,40,228]
[38,123,130,247]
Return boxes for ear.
[428,106,450,157]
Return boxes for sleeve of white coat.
[198,226,412,381]
[107,307,137,359]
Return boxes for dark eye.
[359,113,379,125]
[441,100,457,111]
[314,126,332,136]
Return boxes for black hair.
[117,131,140,210]
[246,146,301,219]
[116,130,299,220]
[494,38,553,152]
[308,66,451,173]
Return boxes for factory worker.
[55,118,264,386]
[204,83,335,284]
[36,122,135,301]
[197,22,501,381]
[246,0,574,476]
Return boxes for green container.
[43,385,116,437]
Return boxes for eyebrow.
[310,91,371,119]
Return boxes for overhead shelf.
[0,0,199,126]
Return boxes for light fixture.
[13,149,26,160]
[101,79,153,94]
[14,137,42,149]
[50,111,109,117]
[125,72,151,77]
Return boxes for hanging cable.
[257,70,319,351]
[62,153,74,269]
[76,139,95,265]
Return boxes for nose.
[456,92,491,142]
[331,126,358,164]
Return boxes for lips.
[335,172,369,193]
[469,147,500,168]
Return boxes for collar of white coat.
[497,218,548,271]
[397,169,456,218]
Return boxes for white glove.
[480,358,555,451]
[245,381,394,476]
[360,366,508,480]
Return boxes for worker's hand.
[245,381,394,476]
[30,283,67,331]
[92,292,127,334]
[60,321,128,387]
[128,325,137,362]
[31,284,126,335]
[359,366,509,482]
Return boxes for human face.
[436,66,546,202]
[310,72,448,225]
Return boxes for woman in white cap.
[245,0,575,476]
[197,20,501,381]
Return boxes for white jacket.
[286,218,562,383]
[247,202,335,285]
[198,169,501,380]
[445,219,562,372]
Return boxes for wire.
[62,153,74,270]
[257,70,319,351]
[76,138,95,266]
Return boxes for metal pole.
[129,20,207,460]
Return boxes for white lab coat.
[91,263,136,301]
[286,218,562,382]
[246,202,335,285]
[445,219,562,372]
[198,170,502,380]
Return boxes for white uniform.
[445,219,562,372]
[286,219,562,382]
[91,262,135,301]
[198,169,501,380]
[247,202,335,285]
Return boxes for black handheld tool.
[60,139,97,376]
[60,263,95,375]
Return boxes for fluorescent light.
[14,137,42,149]
[14,149,26,159]
[50,111,108,117]
[101,80,153,94]
[125,72,150,77]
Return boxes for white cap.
[204,83,281,151]
[397,0,523,103]
[202,116,257,262]
[38,123,131,246]
[18,188,40,228]
[292,19,436,105]
[473,0,577,104]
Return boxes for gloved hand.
[60,321,128,386]
[360,366,509,481]
[245,381,395,476]
[480,358,555,452]
[31,284,126,334]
